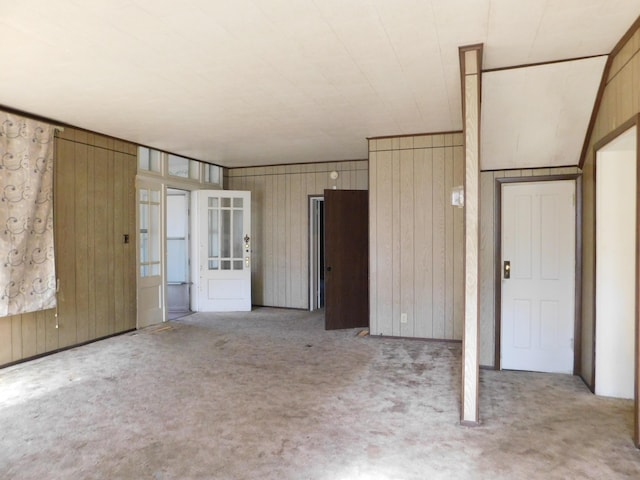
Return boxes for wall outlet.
[400,313,407,324]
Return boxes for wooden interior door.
[324,189,368,330]
[501,180,575,373]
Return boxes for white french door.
[501,180,575,374]
[192,190,251,312]
[137,180,164,328]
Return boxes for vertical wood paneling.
[414,148,434,338]
[21,313,37,359]
[35,310,46,354]
[276,173,286,307]
[87,146,97,340]
[369,153,378,333]
[0,128,136,367]
[369,133,464,339]
[432,146,446,338]
[57,137,77,348]
[391,151,401,336]
[479,171,496,366]
[75,141,90,343]
[11,316,22,361]
[0,318,12,364]
[106,150,115,335]
[445,144,455,339]
[226,161,367,309]
[399,149,414,337]
[376,152,394,335]
[94,148,109,339]
[453,146,465,339]
[113,152,125,333]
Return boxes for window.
[168,154,200,180]
[204,164,222,185]
[138,147,161,173]
[138,147,221,187]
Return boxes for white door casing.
[192,190,251,312]
[501,180,575,374]
[137,180,165,328]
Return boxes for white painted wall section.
[595,127,637,399]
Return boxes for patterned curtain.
[0,112,56,317]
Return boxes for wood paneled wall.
[580,20,640,387]
[369,133,464,339]
[225,161,368,309]
[478,166,582,367]
[0,127,137,367]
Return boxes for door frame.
[166,188,192,316]
[592,114,640,447]
[494,174,582,373]
[308,195,324,311]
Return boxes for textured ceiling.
[481,56,608,170]
[1,0,639,168]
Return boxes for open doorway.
[309,196,325,311]
[595,125,637,400]
[166,188,191,320]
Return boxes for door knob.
[503,261,510,279]
[326,266,332,272]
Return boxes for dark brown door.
[324,189,369,330]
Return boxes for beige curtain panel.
[0,112,56,317]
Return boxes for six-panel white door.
[192,190,251,312]
[501,180,575,374]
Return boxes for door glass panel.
[221,210,231,257]
[233,209,243,265]
[139,186,161,278]
[203,193,247,273]
[208,209,219,259]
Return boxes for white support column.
[460,44,483,426]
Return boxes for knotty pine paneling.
[0,127,137,367]
[226,161,368,309]
[581,21,640,388]
[369,133,464,339]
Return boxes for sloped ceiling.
[0,0,639,168]
[481,57,608,170]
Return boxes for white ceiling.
[1,0,639,168]
[481,56,608,170]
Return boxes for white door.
[501,180,575,373]
[192,190,251,312]
[137,181,164,328]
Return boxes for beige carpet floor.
[1,307,639,479]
